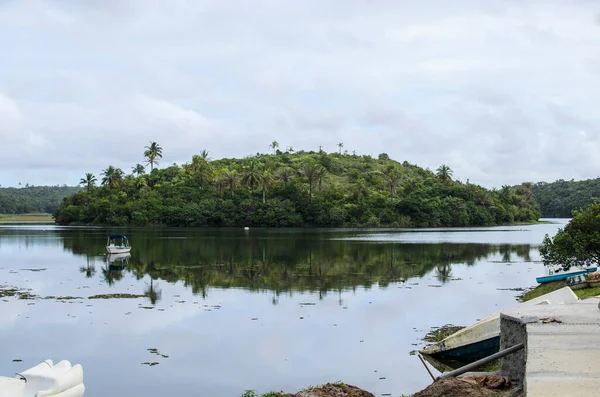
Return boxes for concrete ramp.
[500,296,600,396]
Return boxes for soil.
[294,383,375,397]
[412,378,523,397]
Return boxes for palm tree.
[259,172,273,204]
[79,173,97,193]
[222,169,239,199]
[382,166,402,198]
[132,164,146,176]
[337,142,344,154]
[242,161,261,192]
[190,151,213,185]
[300,164,320,201]
[277,167,294,187]
[101,166,124,188]
[143,141,163,171]
[315,166,327,194]
[269,141,279,154]
[436,164,453,183]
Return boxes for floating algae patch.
[88,293,147,299]
[43,296,84,300]
[0,286,38,300]
[422,324,466,343]
[21,268,47,272]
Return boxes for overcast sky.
[1,0,599,188]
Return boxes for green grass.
[0,213,54,223]
[519,280,600,302]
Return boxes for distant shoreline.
[0,213,54,224]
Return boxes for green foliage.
[519,280,600,302]
[532,178,600,217]
[54,148,541,227]
[540,202,600,270]
[0,186,80,214]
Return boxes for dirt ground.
[412,377,523,397]
[293,383,375,397]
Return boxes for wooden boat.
[419,287,579,361]
[0,359,84,397]
[106,234,131,254]
[535,266,597,284]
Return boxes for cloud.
[1,0,600,186]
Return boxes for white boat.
[419,287,579,361]
[0,359,84,397]
[106,234,131,254]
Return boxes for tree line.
[0,186,81,214]
[53,141,541,227]
[532,178,600,218]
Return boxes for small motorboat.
[535,265,597,284]
[106,234,131,254]
[419,287,579,361]
[0,359,84,397]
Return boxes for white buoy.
[244,227,250,230]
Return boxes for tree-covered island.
[54,142,541,227]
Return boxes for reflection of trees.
[144,279,162,305]
[79,257,96,278]
[435,263,453,284]
[59,229,535,297]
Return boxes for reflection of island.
[60,229,534,297]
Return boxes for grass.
[422,324,466,343]
[0,213,54,223]
[519,280,600,302]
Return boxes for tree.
[101,166,124,188]
[144,141,163,171]
[222,169,239,199]
[300,164,320,201]
[242,161,261,192]
[189,151,212,185]
[315,166,327,194]
[259,172,273,204]
[79,173,97,193]
[382,166,401,198]
[269,141,279,154]
[277,167,294,187]
[132,164,146,176]
[337,142,344,154]
[540,202,600,271]
[436,164,453,183]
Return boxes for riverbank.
[0,213,54,223]
[519,280,600,301]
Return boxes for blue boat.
[536,266,597,284]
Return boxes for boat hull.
[536,267,596,284]
[426,335,500,361]
[419,287,579,361]
[106,246,131,254]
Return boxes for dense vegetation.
[0,186,80,214]
[540,202,600,271]
[53,143,541,227]
[532,178,600,218]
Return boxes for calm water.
[0,220,567,396]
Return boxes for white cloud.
[1,0,600,186]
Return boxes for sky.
[1,0,599,188]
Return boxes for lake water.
[0,220,567,396]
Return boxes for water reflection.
[54,229,536,298]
